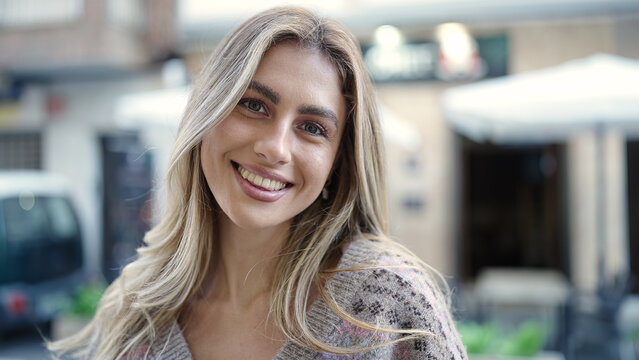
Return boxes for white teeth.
[237,165,286,191]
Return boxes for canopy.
[441,53,639,144]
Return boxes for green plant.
[458,322,499,354]
[497,322,548,357]
[458,321,549,357]
[67,282,106,317]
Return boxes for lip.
[232,161,292,202]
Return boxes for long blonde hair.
[48,6,444,359]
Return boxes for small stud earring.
[322,187,329,200]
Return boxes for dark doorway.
[100,134,153,282]
[460,139,568,280]
[628,141,639,293]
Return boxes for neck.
[209,215,290,308]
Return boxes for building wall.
[615,14,639,59]
[377,82,459,278]
[508,18,615,73]
[0,0,176,72]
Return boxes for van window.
[47,197,78,240]
[4,195,50,244]
[0,196,82,284]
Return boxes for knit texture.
[150,239,468,359]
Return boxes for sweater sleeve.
[346,265,468,360]
[315,243,468,360]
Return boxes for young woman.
[49,6,467,360]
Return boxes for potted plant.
[51,282,105,340]
[459,321,564,360]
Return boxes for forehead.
[256,41,339,81]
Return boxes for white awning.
[441,53,639,144]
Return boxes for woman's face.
[201,41,347,231]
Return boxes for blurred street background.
[1,0,639,359]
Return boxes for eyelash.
[238,97,329,138]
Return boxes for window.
[0,132,41,170]
[4,195,49,244]
[0,0,83,28]
[47,197,78,240]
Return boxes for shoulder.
[335,238,449,327]
[334,237,441,297]
[326,238,468,359]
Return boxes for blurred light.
[374,25,403,48]
[436,22,473,60]
[5,291,29,316]
[435,22,484,80]
[115,87,189,128]
[19,190,35,211]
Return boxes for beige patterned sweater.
[140,239,468,359]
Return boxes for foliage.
[458,322,499,354]
[67,282,106,317]
[459,321,548,357]
[497,322,548,357]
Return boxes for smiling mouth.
[233,162,291,191]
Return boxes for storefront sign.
[363,35,507,83]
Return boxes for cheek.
[216,117,256,149]
[202,118,248,156]
[214,116,235,134]
[301,146,338,186]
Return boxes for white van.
[0,171,83,336]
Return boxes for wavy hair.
[48,6,447,359]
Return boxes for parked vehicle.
[0,171,83,337]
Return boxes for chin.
[226,211,292,232]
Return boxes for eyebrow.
[298,105,339,127]
[249,80,279,104]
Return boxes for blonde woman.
[49,6,467,360]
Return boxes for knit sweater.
[149,239,468,359]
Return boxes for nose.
[253,121,292,164]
